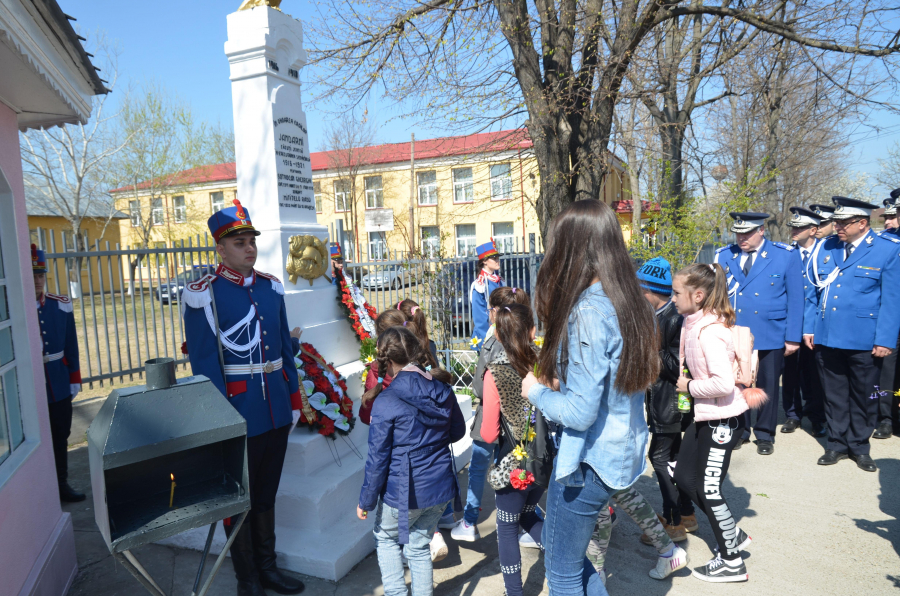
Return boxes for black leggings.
[495,484,544,596]
[648,432,695,526]
[673,417,746,560]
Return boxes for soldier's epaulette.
[773,242,794,251]
[181,273,218,310]
[715,246,732,254]
[256,271,285,295]
[880,234,900,244]
[46,293,73,313]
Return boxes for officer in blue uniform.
[183,199,305,596]
[33,244,84,502]
[330,244,343,286]
[810,204,836,239]
[873,190,900,439]
[781,207,827,437]
[714,213,803,455]
[469,239,504,351]
[804,196,900,472]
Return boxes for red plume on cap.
[233,198,246,220]
[31,243,37,254]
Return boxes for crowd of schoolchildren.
[356,200,759,595]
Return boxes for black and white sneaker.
[692,555,748,583]
[713,527,752,556]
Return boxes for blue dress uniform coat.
[715,238,804,350]
[182,265,303,438]
[804,230,900,350]
[38,293,81,402]
[470,272,504,351]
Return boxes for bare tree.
[878,142,900,191]
[307,0,899,239]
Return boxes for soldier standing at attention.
[469,239,504,351]
[34,244,84,502]
[873,190,900,439]
[183,199,305,596]
[781,207,827,437]
[714,213,803,455]
[810,204,836,238]
[330,244,344,286]
[805,197,900,472]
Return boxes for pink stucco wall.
[0,103,77,594]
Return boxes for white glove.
[292,409,301,425]
[70,384,81,399]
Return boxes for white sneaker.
[437,513,457,530]
[450,519,480,542]
[518,529,540,549]
[650,545,689,580]
[430,531,448,562]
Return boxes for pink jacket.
[681,310,749,422]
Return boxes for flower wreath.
[336,269,378,343]
[295,341,356,439]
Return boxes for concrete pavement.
[65,418,900,595]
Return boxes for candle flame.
[170,473,174,481]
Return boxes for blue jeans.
[443,439,492,525]
[374,500,448,596]
[542,463,612,596]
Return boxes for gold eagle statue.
[286,235,330,286]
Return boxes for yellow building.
[110,130,632,260]
[26,196,126,294]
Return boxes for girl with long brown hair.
[671,264,752,583]
[520,199,659,595]
[359,308,408,425]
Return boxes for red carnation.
[319,418,335,436]
[181,341,189,355]
[314,377,331,393]
[509,469,535,490]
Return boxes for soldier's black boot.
[59,482,85,503]
[224,520,267,596]
[251,509,305,594]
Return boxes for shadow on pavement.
[853,456,900,580]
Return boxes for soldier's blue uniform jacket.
[796,238,823,328]
[38,293,81,403]
[803,230,900,351]
[714,238,804,350]
[879,227,900,240]
[182,264,302,438]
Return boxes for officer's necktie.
[845,244,854,261]
[801,249,810,265]
[742,250,755,275]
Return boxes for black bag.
[491,404,555,488]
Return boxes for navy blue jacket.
[38,294,81,403]
[358,367,466,543]
[714,238,804,350]
[183,265,302,438]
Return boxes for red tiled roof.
[612,200,660,214]
[110,163,237,194]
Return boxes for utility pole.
[409,133,415,254]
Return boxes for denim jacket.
[528,282,648,490]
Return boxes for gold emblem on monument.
[286,235,330,285]
[238,0,282,10]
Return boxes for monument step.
[274,512,375,581]
[277,455,367,532]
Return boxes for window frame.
[313,181,323,213]
[364,175,384,210]
[417,171,438,206]
[334,180,350,213]
[452,168,474,204]
[150,199,165,226]
[129,200,141,227]
[490,163,513,201]
[173,195,187,224]
[368,231,387,260]
[492,222,516,254]
[210,191,225,213]
[420,226,440,258]
[455,223,477,257]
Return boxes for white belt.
[43,351,64,364]
[224,358,283,376]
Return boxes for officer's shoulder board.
[256,271,285,296]
[45,293,73,313]
[877,233,900,244]
[715,245,734,254]
[772,242,794,251]
[181,273,218,310]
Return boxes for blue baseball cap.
[637,257,672,296]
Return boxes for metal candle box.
[87,366,250,554]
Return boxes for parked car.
[157,266,217,304]
[361,263,418,289]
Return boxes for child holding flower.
[480,303,552,596]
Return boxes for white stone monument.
[159,3,473,582]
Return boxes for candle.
[169,474,176,508]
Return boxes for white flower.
[334,417,350,431]
[302,380,315,396]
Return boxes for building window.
[61,230,88,273]
[152,241,167,267]
[490,164,512,200]
[421,226,440,258]
[417,171,437,206]
[368,232,387,260]
[29,228,47,249]
[455,224,477,257]
[492,222,516,253]
[129,200,141,227]
[211,191,225,213]
[365,176,383,209]
[0,223,24,466]
[334,180,350,213]
[453,168,474,203]
[173,196,186,224]
[151,199,164,226]
[313,181,323,213]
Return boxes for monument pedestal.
[158,6,473,581]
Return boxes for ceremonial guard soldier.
[873,190,900,439]
[810,204,836,239]
[469,239,504,351]
[183,199,305,596]
[804,197,900,472]
[714,212,803,455]
[781,207,827,437]
[33,244,84,502]
[330,243,343,285]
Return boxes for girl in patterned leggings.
[480,303,549,596]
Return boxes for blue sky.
[65,0,899,194]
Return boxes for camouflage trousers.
[586,485,672,572]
